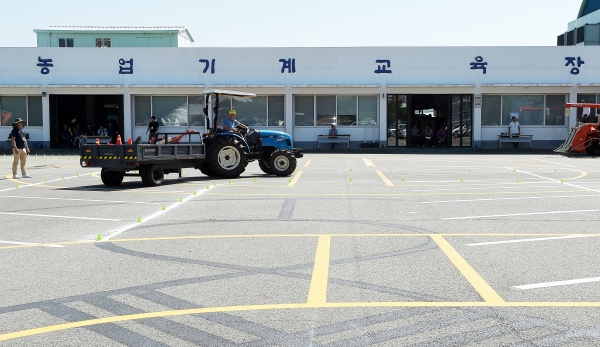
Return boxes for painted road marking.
[307,235,331,305]
[303,159,313,168]
[445,209,600,220]
[514,277,600,290]
[102,186,212,241]
[204,190,589,197]
[362,158,376,167]
[6,301,600,342]
[0,173,94,193]
[0,212,120,221]
[507,167,599,193]
[0,195,158,205]
[532,158,577,168]
[376,171,394,186]
[287,171,303,187]
[431,235,504,303]
[466,235,595,246]
[0,240,64,248]
[422,194,599,204]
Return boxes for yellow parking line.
[287,171,303,187]
[366,159,376,167]
[307,235,331,306]
[431,235,504,303]
[376,171,394,187]
[3,301,600,342]
[303,159,313,168]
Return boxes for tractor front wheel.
[585,140,600,156]
[268,149,297,177]
[258,160,274,175]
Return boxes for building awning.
[211,84,286,88]
[128,84,204,88]
[0,85,42,88]
[387,84,476,88]
[482,83,574,87]
[292,84,380,88]
[46,84,124,88]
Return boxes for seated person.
[60,124,71,148]
[423,126,434,147]
[437,128,447,147]
[223,109,248,132]
[329,124,338,149]
[84,123,95,136]
[410,124,420,147]
[98,125,108,137]
[73,124,83,147]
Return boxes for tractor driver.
[223,109,248,132]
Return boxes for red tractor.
[555,103,600,156]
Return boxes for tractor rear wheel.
[207,137,248,178]
[585,140,600,156]
[258,160,274,175]
[145,165,164,187]
[268,149,296,177]
[199,160,216,177]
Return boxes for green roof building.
[33,26,194,48]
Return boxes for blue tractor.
[198,89,303,178]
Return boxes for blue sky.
[1,0,583,47]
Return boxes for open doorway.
[49,95,123,148]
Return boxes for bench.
[498,134,533,149]
[317,135,350,149]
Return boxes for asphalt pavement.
[0,150,599,346]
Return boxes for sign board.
[474,94,482,108]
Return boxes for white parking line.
[466,235,594,246]
[0,212,120,221]
[0,195,157,205]
[506,167,600,194]
[532,158,577,168]
[0,173,94,193]
[0,240,64,248]
[423,194,599,204]
[444,209,600,220]
[514,277,600,290]
[102,187,211,241]
[362,158,371,166]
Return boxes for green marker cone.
[206,185,209,189]
[514,169,516,172]
[517,179,520,183]
[350,178,352,181]
[561,179,564,183]
[402,178,405,182]
[390,168,392,171]
[179,197,183,202]
[468,169,471,172]
[76,173,79,176]
[460,178,463,182]
[15,184,18,188]
[214,182,216,186]
[137,217,142,223]
[254,179,257,183]
[193,191,197,195]
[229,180,232,184]
[350,168,352,171]
[289,178,292,182]
[44,179,47,183]
[62,176,64,179]
[97,234,102,241]
[162,205,166,210]
[555,169,557,172]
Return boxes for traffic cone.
[116,135,122,145]
[97,234,102,241]
[127,137,133,145]
[95,138,100,145]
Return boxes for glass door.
[451,95,473,147]
[386,95,408,147]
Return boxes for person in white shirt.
[581,100,591,123]
[508,115,521,148]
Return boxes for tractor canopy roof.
[203,89,256,98]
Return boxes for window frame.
[220,95,285,128]
[58,38,74,47]
[293,94,379,127]
[95,38,111,48]
[481,94,568,127]
[0,95,43,127]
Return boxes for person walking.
[10,118,31,179]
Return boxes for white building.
[0,46,598,149]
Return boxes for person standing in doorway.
[107,122,118,144]
[147,116,159,144]
[67,117,77,150]
[10,118,31,179]
[508,115,521,148]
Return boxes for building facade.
[0,46,597,149]
[558,0,600,46]
[34,26,194,48]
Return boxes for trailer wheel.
[258,160,273,175]
[101,169,124,186]
[208,137,248,178]
[268,149,297,177]
[145,165,164,186]
[139,166,150,186]
[585,140,600,156]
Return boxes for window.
[0,96,43,127]
[95,38,111,48]
[219,96,284,127]
[482,95,567,126]
[316,96,336,126]
[58,38,74,47]
[294,96,315,126]
[134,96,205,127]
[294,95,378,126]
